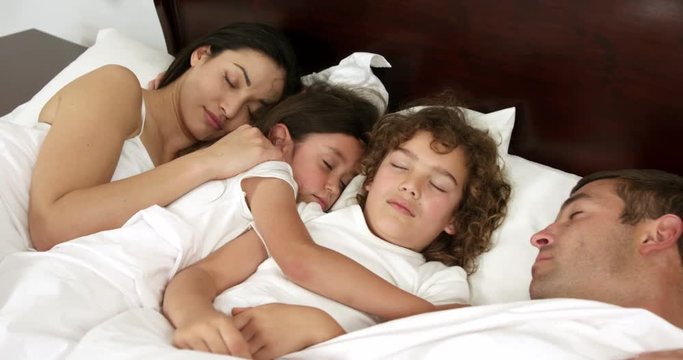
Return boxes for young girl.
[0,83,378,359]
[162,96,512,358]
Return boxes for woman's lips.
[204,108,223,130]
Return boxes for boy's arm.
[162,230,267,356]
[242,177,437,321]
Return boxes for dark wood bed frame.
[155,0,682,177]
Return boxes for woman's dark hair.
[158,22,301,99]
[254,82,379,145]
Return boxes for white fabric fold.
[302,52,391,113]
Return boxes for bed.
[1,0,682,358]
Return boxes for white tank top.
[111,101,155,180]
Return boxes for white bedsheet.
[68,298,683,359]
[0,208,188,359]
[0,121,49,259]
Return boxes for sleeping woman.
[0,22,300,258]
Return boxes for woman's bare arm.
[29,65,280,250]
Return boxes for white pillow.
[2,28,174,127]
[462,107,515,154]
[469,154,580,305]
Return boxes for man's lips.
[531,252,553,273]
[387,199,415,217]
[204,108,223,130]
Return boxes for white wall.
[0,0,166,51]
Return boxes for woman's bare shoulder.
[40,64,143,134]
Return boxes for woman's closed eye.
[224,73,236,88]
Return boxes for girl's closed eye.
[391,162,408,170]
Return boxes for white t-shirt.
[215,204,470,332]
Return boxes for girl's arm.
[241,177,438,321]
[232,304,344,359]
[230,303,468,358]
[29,65,279,250]
[162,229,268,356]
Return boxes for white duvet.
[66,299,683,360]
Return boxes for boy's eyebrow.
[396,148,459,186]
[233,63,251,86]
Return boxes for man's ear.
[640,214,683,255]
[443,217,457,235]
[268,123,294,160]
[190,45,212,66]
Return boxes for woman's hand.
[193,125,283,180]
[232,303,345,360]
[171,308,251,358]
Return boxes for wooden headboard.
[155,0,683,177]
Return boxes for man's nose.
[530,227,554,248]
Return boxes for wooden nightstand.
[0,29,86,116]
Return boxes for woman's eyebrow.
[233,63,251,86]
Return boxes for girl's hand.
[232,303,344,359]
[172,308,251,358]
[632,349,683,360]
[195,125,283,180]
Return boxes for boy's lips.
[387,198,415,216]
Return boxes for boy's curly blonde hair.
[358,96,511,274]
